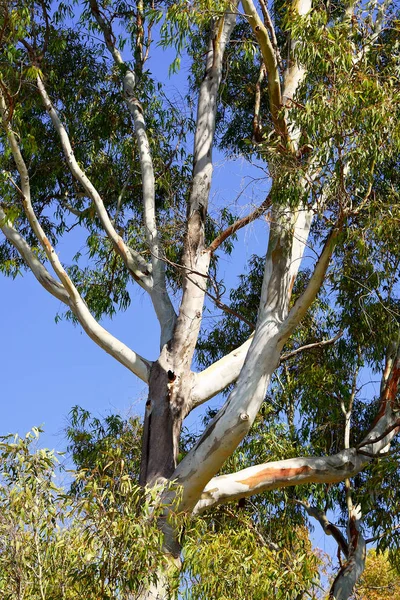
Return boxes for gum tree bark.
[1,0,398,598]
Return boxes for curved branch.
[0,89,151,383]
[241,0,287,138]
[36,76,153,293]
[280,330,344,362]
[89,0,177,346]
[0,207,69,304]
[192,334,400,514]
[294,499,349,557]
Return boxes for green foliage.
[0,428,176,599]
[184,517,320,599]
[354,549,400,600]
[0,420,322,599]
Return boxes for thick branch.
[193,449,366,513]
[193,334,400,513]
[174,203,316,510]
[191,203,316,409]
[329,506,366,600]
[241,0,287,138]
[36,76,153,293]
[89,0,177,346]
[191,335,254,409]
[169,12,238,371]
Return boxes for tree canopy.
[1,0,400,597]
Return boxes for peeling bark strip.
[193,335,400,515]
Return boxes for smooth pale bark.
[36,78,154,293]
[0,89,151,383]
[84,0,178,346]
[190,335,254,408]
[194,337,400,515]
[173,203,320,511]
[139,12,238,486]
[0,207,69,305]
[194,450,365,513]
[136,558,180,600]
[190,205,335,407]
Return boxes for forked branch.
[0,88,151,382]
[89,0,177,346]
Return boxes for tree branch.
[36,76,154,293]
[294,499,349,558]
[329,506,366,600]
[207,192,272,254]
[192,334,400,513]
[241,0,287,138]
[0,88,151,383]
[280,223,342,340]
[0,207,69,304]
[280,330,344,362]
[190,335,254,409]
[89,0,177,347]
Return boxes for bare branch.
[258,0,282,68]
[191,335,254,409]
[241,0,287,138]
[280,330,343,362]
[89,0,177,346]
[0,207,69,304]
[36,76,153,292]
[294,499,349,557]
[207,192,272,254]
[281,223,342,340]
[0,88,151,383]
[193,449,367,513]
[192,334,400,513]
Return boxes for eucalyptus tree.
[0,0,400,598]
